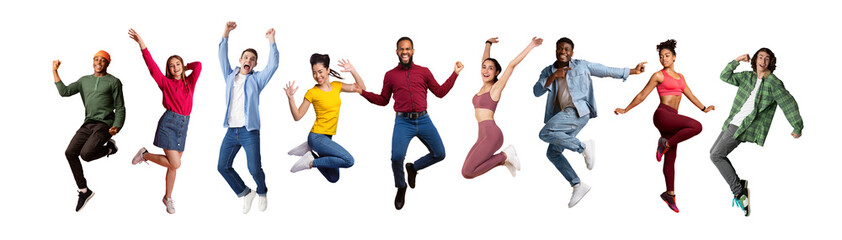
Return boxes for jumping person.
[710,48,803,217]
[614,39,714,213]
[128,28,202,214]
[534,37,646,208]
[53,50,125,212]
[284,54,366,183]
[461,37,542,179]
[356,36,464,210]
[217,21,279,214]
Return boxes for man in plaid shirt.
[709,48,803,217]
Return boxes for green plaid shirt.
[720,60,803,146]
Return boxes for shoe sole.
[744,188,751,217]
[77,191,95,212]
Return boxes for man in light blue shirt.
[533,37,646,208]
[217,21,279,214]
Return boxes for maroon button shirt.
[360,63,458,112]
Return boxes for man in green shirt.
[710,48,803,217]
[53,50,126,212]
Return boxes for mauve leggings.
[462,120,505,179]
[653,104,702,192]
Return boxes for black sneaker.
[76,189,95,212]
[732,179,750,217]
[405,163,417,189]
[105,139,118,157]
[394,187,407,210]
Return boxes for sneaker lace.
[732,197,745,209]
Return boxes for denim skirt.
[153,110,190,152]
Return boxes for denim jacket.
[218,37,279,131]
[533,59,629,123]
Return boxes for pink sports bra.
[472,91,498,111]
[657,69,685,96]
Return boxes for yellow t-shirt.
[304,81,343,135]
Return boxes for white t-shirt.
[227,73,247,128]
[730,76,763,126]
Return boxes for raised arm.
[492,37,542,96]
[284,81,310,121]
[338,59,366,92]
[254,28,279,88]
[720,54,750,86]
[218,21,236,77]
[53,60,80,96]
[482,37,498,63]
[185,61,202,85]
[427,62,463,98]
[614,72,660,114]
[129,29,169,87]
[682,75,715,113]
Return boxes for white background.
[1,0,838,239]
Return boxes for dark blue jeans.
[217,128,267,196]
[308,132,355,183]
[390,114,446,188]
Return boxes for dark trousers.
[65,122,113,189]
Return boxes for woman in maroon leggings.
[461,37,542,179]
[614,39,714,213]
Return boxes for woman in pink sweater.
[128,28,202,214]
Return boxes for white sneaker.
[288,141,311,156]
[568,182,591,208]
[503,145,521,170]
[502,145,520,177]
[258,195,267,212]
[163,197,175,214]
[132,147,148,165]
[582,140,596,170]
[290,153,314,173]
[242,190,256,214]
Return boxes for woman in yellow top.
[284,54,366,182]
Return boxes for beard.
[400,56,414,69]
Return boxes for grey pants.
[709,124,744,195]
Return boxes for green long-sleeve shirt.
[55,74,126,129]
[720,60,803,146]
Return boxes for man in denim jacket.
[533,37,646,208]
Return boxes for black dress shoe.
[394,187,407,210]
[405,163,417,189]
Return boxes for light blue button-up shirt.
[219,37,279,131]
[533,59,629,123]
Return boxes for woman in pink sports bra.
[461,37,542,179]
[614,39,715,213]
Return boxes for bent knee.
[461,168,478,179]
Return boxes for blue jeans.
[308,132,355,183]
[539,108,589,186]
[217,128,267,196]
[391,114,446,188]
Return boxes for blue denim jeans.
[539,108,589,186]
[308,132,355,183]
[217,127,267,196]
[391,114,446,188]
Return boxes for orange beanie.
[94,50,111,63]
